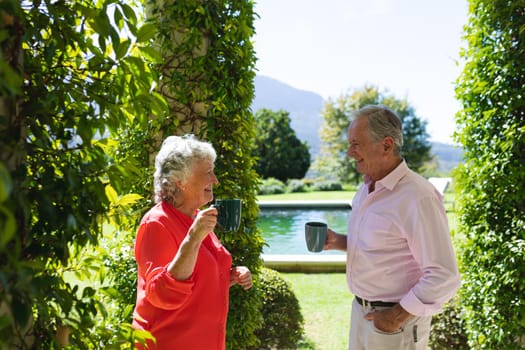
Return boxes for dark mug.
[213,199,242,231]
[305,221,327,252]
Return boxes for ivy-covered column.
[146,1,263,348]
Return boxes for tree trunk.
[0,7,35,349]
[145,0,211,169]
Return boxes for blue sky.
[253,0,468,144]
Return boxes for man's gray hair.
[352,104,403,155]
[154,134,217,204]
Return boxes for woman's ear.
[176,180,185,192]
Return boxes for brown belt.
[355,296,397,308]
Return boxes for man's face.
[347,117,385,180]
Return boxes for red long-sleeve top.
[132,202,232,349]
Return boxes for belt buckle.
[359,297,369,308]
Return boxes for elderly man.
[323,105,461,349]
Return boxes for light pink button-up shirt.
[346,160,461,317]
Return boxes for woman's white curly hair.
[153,134,216,204]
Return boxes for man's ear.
[383,137,395,152]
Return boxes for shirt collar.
[365,159,408,192]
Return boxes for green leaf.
[105,185,118,204]
[0,315,11,331]
[136,23,157,43]
[91,12,111,37]
[138,46,162,63]
[0,60,22,95]
[116,193,143,207]
[78,5,98,19]
[115,39,131,60]
[11,297,31,329]
[98,34,107,54]
[0,206,15,249]
[0,163,12,202]
[113,5,124,30]
[120,3,137,25]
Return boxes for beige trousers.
[349,298,432,350]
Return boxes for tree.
[0,0,161,347]
[454,0,525,348]
[312,85,432,183]
[253,109,311,182]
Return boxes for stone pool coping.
[261,254,346,273]
[258,199,352,209]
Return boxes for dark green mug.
[305,221,327,252]
[213,199,242,231]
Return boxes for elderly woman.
[132,135,252,350]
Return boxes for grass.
[281,273,351,350]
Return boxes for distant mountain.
[431,141,464,173]
[252,75,463,173]
[252,75,324,156]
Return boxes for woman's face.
[179,159,218,211]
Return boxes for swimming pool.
[257,201,350,255]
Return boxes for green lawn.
[281,273,351,350]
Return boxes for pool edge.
[258,200,352,209]
[261,253,346,273]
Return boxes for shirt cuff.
[145,266,195,309]
[399,289,441,317]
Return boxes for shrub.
[258,177,286,195]
[253,267,304,349]
[101,232,137,318]
[429,298,469,350]
[287,179,308,193]
[312,180,343,191]
[454,0,525,347]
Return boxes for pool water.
[257,207,350,255]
